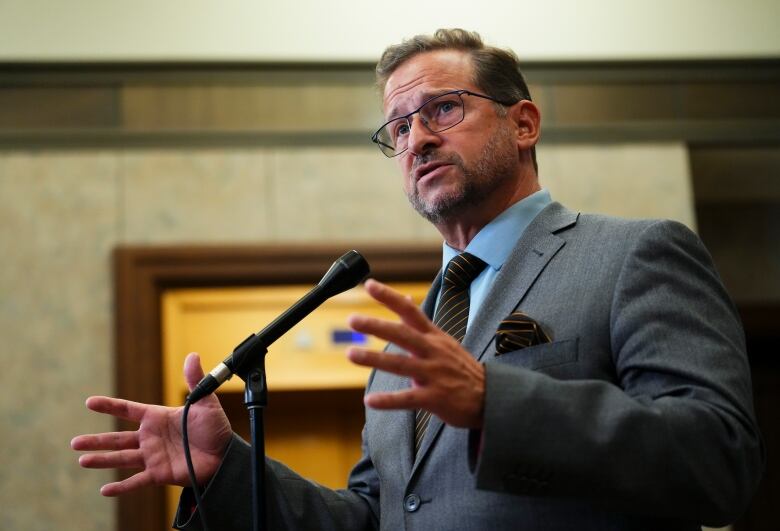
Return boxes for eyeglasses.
[371,89,515,158]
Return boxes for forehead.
[382,50,476,117]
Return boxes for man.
[72,29,763,530]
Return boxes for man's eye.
[394,122,410,138]
[438,101,455,114]
[434,97,463,116]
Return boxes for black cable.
[182,400,211,531]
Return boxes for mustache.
[411,151,463,173]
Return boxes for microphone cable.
[182,400,211,531]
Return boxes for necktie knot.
[443,252,487,290]
[433,252,487,342]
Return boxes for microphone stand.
[230,285,332,531]
[186,251,370,531]
[234,340,271,531]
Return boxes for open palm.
[72,353,232,496]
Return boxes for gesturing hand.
[71,353,232,496]
[347,279,486,429]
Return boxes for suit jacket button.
[404,493,421,512]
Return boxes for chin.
[411,189,467,224]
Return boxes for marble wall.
[0,142,694,531]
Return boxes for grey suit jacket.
[176,202,763,531]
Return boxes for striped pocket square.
[495,311,551,355]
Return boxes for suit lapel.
[464,202,577,361]
[408,271,442,472]
[420,270,442,320]
[371,350,415,479]
[411,203,578,474]
[373,269,442,479]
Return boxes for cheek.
[397,157,414,192]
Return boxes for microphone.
[186,250,370,404]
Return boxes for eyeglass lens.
[376,92,465,156]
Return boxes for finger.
[184,352,223,408]
[71,431,139,451]
[364,389,422,411]
[85,396,148,423]
[348,314,429,356]
[364,279,434,332]
[78,448,145,469]
[184,352,205,391]
[347,347,428,382]
[100,470,153,497]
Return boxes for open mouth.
[414,161,452,183]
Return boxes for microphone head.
[318,250,370,297]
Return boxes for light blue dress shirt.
[438,189,552,325]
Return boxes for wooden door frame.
[113,244,440,531]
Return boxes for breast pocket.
[494,337,579,371]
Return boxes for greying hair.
[376,28,537,172]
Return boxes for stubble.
[406,123,517,225]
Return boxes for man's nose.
[407,115,442,156]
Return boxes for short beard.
[406,123,517,225]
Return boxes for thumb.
[183,352,206,391]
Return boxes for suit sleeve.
[472,220,764,527]
[174,428,380,531]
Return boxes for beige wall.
[2,0,779,61]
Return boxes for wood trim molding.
[112,243,440,531]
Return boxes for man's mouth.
[413,161,452,183]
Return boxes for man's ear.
[508,100,541,150]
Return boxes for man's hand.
[347,279,486,429]
[71,353,232,496]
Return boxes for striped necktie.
[414,252,487,456]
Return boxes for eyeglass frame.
[371,89,519,158]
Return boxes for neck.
[436,173,541,251]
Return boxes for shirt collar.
[442,188,552,271]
